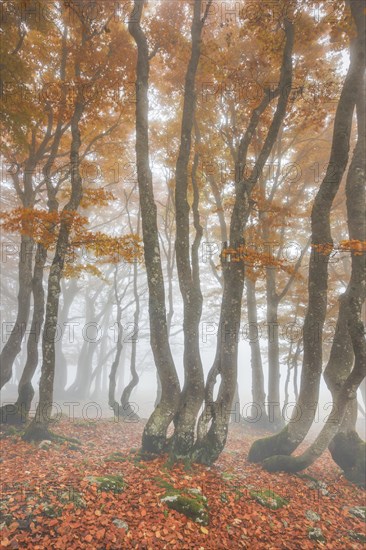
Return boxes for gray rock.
[349,506,366,521]
[307,480,329,496]
[113,519,129,531]
[38,440,52,449]
[308,527,325,542]
[305,510,320,522]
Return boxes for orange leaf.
[96,529,105,540]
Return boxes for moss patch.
[349,506,366,521]
[104,452,127,463]
[250,489,289,510]
[86,474,125,493]
[158,480,209,525]
[59,489,86,509]
[349,530,366,543]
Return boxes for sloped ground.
[1,419,365,549]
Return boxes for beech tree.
[248,0,365,467]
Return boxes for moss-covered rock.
[308,527,325,542]
[113,518,129,531]
[86,474,125,493]
[250,489,289,510]
[159,482,209,525]
[305,510,320,522]
[349,506,366,521]
[348,530,366,543]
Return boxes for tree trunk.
[193,18,294,465]
[54,280,78,398]
[266,270,283,429]
[248,1,365,463]
[121,260,140,420]
[170,1,209,458]
[258,33,366,481]
[23,93,84,441]
[246,278,269,427]
[326,84,366,486]
[0,243,46,424]
[0,234,34,389]
[129,0,180,455]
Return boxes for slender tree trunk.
[171,0,210,457]
[129,0,180,454]
[23,92,84,440]
[248,1,365,463]
[54,280,78,398]
[193,18,294,465]
[0,234,34,389]
[121,260,140,420]
[326,86,366,486]
[155,187,175,408]
[0,243,46,424]
[14,244,47,420]
[246,278,269,427]
[266,269,283,429]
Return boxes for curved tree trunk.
[193,18,294,465]
[248,0,365,463]
[128,0,180,455]
[171,0,209,457]
[0,234,34,389]
[258,46,366,483]
[121,260,140,420]
[0,243,46,424]
[23,85,85,441]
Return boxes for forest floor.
[0,418,365,549]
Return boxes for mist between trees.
[1,320,347,345]
[0,400,349,427]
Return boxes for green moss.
[59,489,86,509]
[87,474,125,493]
[250,489,289,510]
[349,506,366,521]
[41,503,62,518]
[159,483,209,525]
[221,472,236,481]
[161,491,209,525]
[104,452,127,463]
[308,527,325,542]
[349,531,366,543]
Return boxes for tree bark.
[246,278,269,427]
[248,0,366,463]
[0,242,45,424]
[170,0,210,458]
[193,18,294,465]
[128,0,180,455]
[0,234,34,389]
[23,87,84,440]
[120,259,140,420]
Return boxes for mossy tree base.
[22,423,81,445]
[141,432,168,457]
[247,425,297,463]
[192,427,227,466]
[262,454,309,473]
[0,404,28,426]
[329,431,366,487]
[169,431,196,463]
